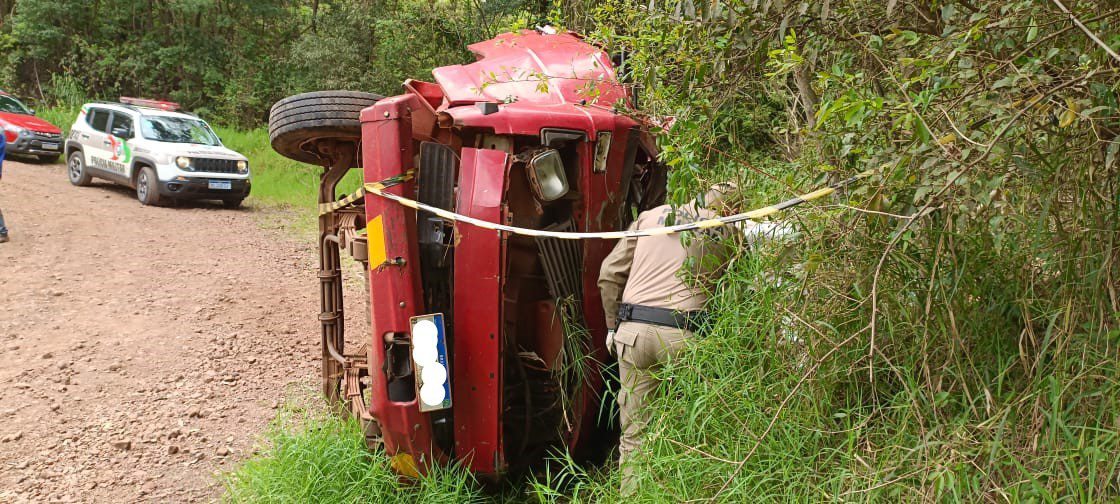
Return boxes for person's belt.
[617,303,708,332]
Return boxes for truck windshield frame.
[141,116,222,146]
[0,95,32,115]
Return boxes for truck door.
[83,108,113,175]
[107,112,135,179]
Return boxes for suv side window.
[109,112,134,137]
[88,109,110,133]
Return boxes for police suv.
[64,98,251,208]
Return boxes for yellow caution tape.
[316,172,415,216]
[317,188,366,216]
[343,170,875,240]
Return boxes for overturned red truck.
[269,30,666,479]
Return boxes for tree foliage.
[559,0,1120,500]
[0,0,546,126]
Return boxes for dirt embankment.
[0,159,324,502]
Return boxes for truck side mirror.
[527,149,570,201]
[28,108,36,116]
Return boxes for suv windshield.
[0,95,32,115]
[141,116,221,146]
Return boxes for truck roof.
[433,31,627,108]
[418,30,639,137]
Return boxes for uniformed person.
[598,183,737,494]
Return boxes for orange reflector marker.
[367,215,387,268]
[390,453,420,478]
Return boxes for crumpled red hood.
[0,111,62,133]
[431,31,628,108]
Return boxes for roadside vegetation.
[565,1,1120,500]
[223,404,617,503]
[6,0,1120,501]
[223,401,486,503]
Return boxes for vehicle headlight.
[527,148,570,201]
[175,156,191,170]
[237,160,248,174]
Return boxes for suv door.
[107,111,136,180]
[83,108,115,176]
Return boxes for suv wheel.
[136,166,161,206]
[67,152,92,186]
[268,91,383,165]
[222,198,244,209]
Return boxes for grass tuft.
[223,404,486,503]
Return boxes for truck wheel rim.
[138,173,148,200]
[69,157,81,181]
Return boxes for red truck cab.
[0,91,64,162]
[269,30,666,479]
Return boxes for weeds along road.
[0,158,330,502]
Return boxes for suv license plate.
[208,180,232,190]
[42,142,59,150]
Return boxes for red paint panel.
[0,111,63,135]
[453,147,509,474]
[439,101,639,137]
[360,94,441,470]
[433,31,627,107]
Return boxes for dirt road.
[0,158,323,502]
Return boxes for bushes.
[0,0,547,128]
[567,0,1120,500]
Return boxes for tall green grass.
[215,127,363,234]
[223,399,620,504]
[35,107,79,133]
[223,405,486,503]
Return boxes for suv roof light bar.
[119,97,181,111]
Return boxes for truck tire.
[268,91,383,165]
[67,151,92,186]
[136,166,161,206]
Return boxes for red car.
[269,30,666,480]
[0,91,64,162]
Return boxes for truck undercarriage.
[269,30,666,480]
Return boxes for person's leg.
[0,208,7,240]
[615,322,663,495]
[615,323,691,495]
[648,325,690,365]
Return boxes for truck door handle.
[80,134,89,139]
[102,141,111,146]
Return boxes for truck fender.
[64,140,83,159]
[130,155,163,184]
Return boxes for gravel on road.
[0,158,326,502]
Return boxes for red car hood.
[0,111,62,134]
[431,31,628,108]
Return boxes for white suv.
[64,98,252,208]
